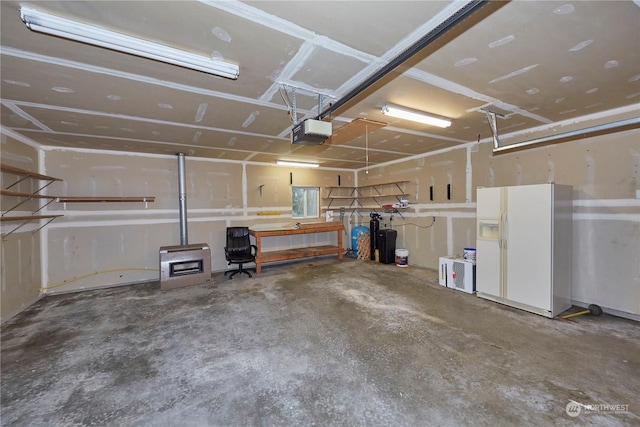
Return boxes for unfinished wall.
[28,149,349,295]
[357,127,640,318]
[1,134,45,321]
[352,148,475,263]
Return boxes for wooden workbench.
[249,223,344,273]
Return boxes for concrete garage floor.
[1,259,639,426]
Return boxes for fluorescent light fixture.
[20,6,239,79]
[276,160,319,168]
[381,104,451,128]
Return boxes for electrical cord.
[279,87,295,125]
[279,86,291,109]
[396,216,436,228]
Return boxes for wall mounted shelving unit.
[1,163,156,239]
[324,181,410,218]
[1,163,63,239]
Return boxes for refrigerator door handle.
[503,212,508,250]
[498,211,503,249]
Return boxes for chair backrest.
[226,227,252,258]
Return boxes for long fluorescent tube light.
[20,6,239,80]
[381,104,451,128]
[276,160,319,168]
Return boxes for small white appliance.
[439,256,476,294]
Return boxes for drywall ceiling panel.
[328,74,544,144]
[17,105,289,153]
[326,118,386,146]
[22,131,193,156]
[251,150,348,166]
[247,154,393,172]
[327,129,468,161]
[362,149,407,165]
[249,151,370,170]
[16,106,201,142]
[2,1,637,169]
[20,130,281,162]
[252,1,448,57]
[1,104,40,130]
[331,127,462,155]
[289,46,368,98]
[287,142,408,167]
[421,1,640,123]
[360,74,486,123]
[0,57,205,124]
[288,142,359,156]
[28,1,241,61]
[0,1,304,99]
[0,56,293,137]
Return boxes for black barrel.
[377,229,397,264]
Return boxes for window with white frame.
[292,186,319,219]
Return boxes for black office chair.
[224,227,258,279]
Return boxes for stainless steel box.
[159,243,212,290]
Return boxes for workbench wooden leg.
[255,236,262,273]
[337,230,343,261]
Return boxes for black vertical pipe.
[370,215,379,261]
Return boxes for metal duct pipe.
[177,153,188,245]
[493,117,640,153]
[317,0,490,120]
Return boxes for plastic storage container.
[463,247,476,262]
[395,249,409,267]
[351,226,369,258]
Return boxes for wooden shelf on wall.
[56,196,155,203]
[325,181,409,190]
[0,163,63,183]
[0,189,58,199]
[323,193,408,200]
[0,214,64,240]
[1,214,63,222]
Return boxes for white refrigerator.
[476,183,572,318]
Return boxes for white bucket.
[463,247,476,262]
[395,249,409,267]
